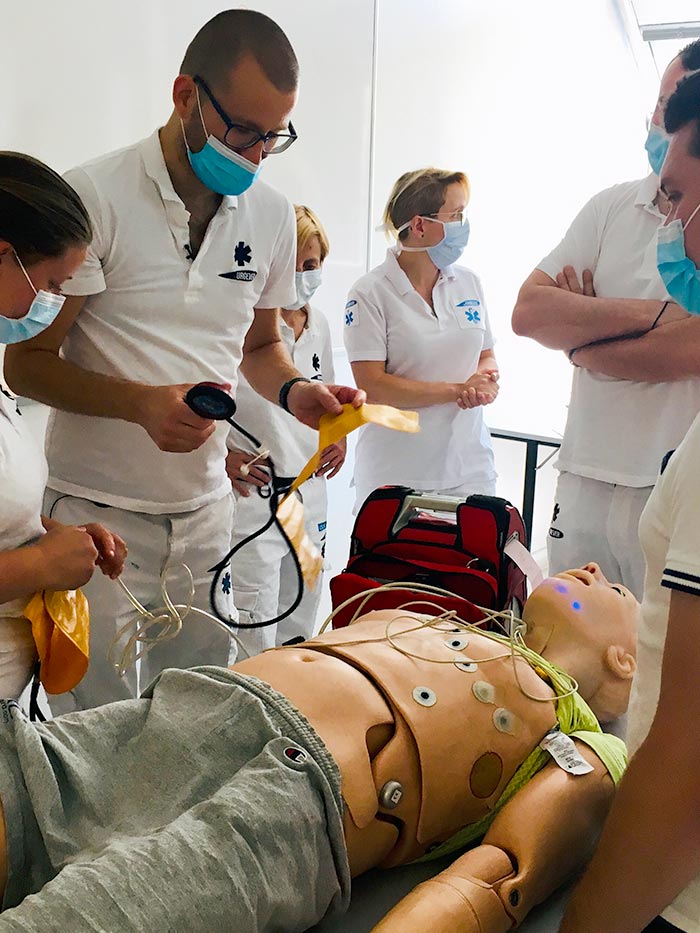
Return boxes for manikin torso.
[236,612,558,876]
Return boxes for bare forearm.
[574,321,700,382]
[355,370,459,409]
[0,544,47,604]
[513,285,664,352]
[562,738,700,931]
[239,338,299,404]
[4,347,145,421]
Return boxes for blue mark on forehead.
[572,600,582,611]
[554,583,568,593]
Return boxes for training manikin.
[0,565,636,932]
[238,563,637,931]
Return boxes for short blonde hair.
[383,168,470,241]
[294,204,330,262]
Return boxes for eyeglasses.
[194,76,297,155]
[425,208,468,226]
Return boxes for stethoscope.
[184,383,305,629]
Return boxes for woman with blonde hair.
[226,205,345,655]
[344,167,499,510]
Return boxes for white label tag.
[539,728,594,775]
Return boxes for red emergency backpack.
[330,486,529,629]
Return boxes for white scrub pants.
[43,489,236,713]
[354,478,497,514]
[547,471,652,600]
[231,475,328,657]
[0,618,37,700]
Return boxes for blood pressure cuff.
[23,588,90,694]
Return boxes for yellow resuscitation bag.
[276,403,419,590]
[23,588,90,694]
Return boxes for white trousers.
[0,617,37,700]
[547,471,652,600]
[44,489,236,712]
[230,476,328,657]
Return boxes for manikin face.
[660,123,700,264]
[0,243,86,319]
[522,563,638,664]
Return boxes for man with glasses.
[512,41,700,600]
[5,9,364,711]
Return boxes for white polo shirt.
[47,130,296,513]
[344,248,496,501]
[538,173,700,487]
[0,385,46,619]
[627,412,700,931]
[229,305,335,477]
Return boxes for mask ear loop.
[394,216,447,252]
[13,251,37,295]
[683,200,700,232]
[180,84,208,152]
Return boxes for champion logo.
[284,746,308,764]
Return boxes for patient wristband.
[279,377,311,412]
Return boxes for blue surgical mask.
[181,88,261,196]
[396,216,471,269]
[645,123,670,176]
[0,252,66,345]
[285,268,323,311]
[656,202,700,314]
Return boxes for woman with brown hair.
[344,167,499,511]
[0,152,126,698]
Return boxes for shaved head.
[180,9,298,94]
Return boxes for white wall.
[2,0,659,616]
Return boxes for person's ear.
[172,74,198,121]
[0,240,14,260]
[605,644,636,680]
[411,215,427,238]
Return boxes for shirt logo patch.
[345,300,358,327]
[312,353,321,372]
[234,241,252,266]
[456,299,481,323]
[219,270,258,282]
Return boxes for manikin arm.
[372,741,614,932]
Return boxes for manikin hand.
[137,383,231,453]
[555,265,596,297]
[315,439,347,479]
[286,381,366,429]
[226,449,271,497]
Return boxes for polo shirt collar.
[635,172,662,215]
[139,129,238,211]
[381,246,456,295]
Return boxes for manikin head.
[522,564,639,722]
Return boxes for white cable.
[317,580,578,704]
[110,563,249,677]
